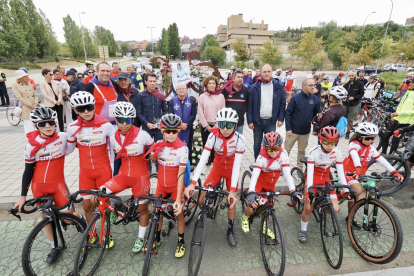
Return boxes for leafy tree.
[231,38,252,63]
[63,15,83,58]
[120,42,129,55]
[355,39,377,68]
[158,28,169,57]
[39,9,59,57]
[290,30,324,66]
[94,26,116,56]
[200,34,220,53]
[167,23,180,58]
[341,47,353,71]
[204,46,226,66]
[257,39,283,67]
[327,40,343,69]
[82,27,97,57]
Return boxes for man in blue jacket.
[284,78,320,168]
[247,64,286,159]
[66,70,85,120]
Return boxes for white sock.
[50,240,55,248]
[301,220,308,232]
[138,226,147,239]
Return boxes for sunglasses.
[322,141,336,146]
[362,136,375,141]
[116,117,133,124]
[37,120,56,127]
[75,104,95,113]
[218,121,235,129]
[162,129,180,134]
[266,146,280,153]
[48,73,53,76]
[88,72,94,74]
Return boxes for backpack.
[335,116,348,137]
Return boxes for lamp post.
[148,27,155,59]
[252,17,257,55]
[202,27,207,61]
[362,11,376,33]
[376,0,393,73]
[79,12,87,62]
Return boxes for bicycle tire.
[6,105,21,126]
[188,211,207,276]
[366,154,411,195]
[347,198,403,264]
[260,210,286,276]
[142,218,157,276]
[290,167,305,214]
[22,213,86,276]
[74,213,109,276]
[320,203,343,269]
[240,170,252,213]
[185,179,202,225]
[212,181,223,219]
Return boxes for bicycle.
[332,173,403,264]
[188,185,231,276]
[6,98,22,126]
[9,195,86,276]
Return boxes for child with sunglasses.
[241,132,303,235]
[185,107,245,246]
[66,91,115,245]
[145,113,188,258]
[14,107,84,264]
[299,126,347,243]
[339,122,403,226]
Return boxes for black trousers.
[0,85,9,105]
[52,104,64,132]
[379,120,409,154]
[201,123,215,163]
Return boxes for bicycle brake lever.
[9,209,21,221]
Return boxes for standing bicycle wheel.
[6,103,21,126]
[22,213,86,276]
[188,211,207,276]
[74,213,110,276]
[184,179,202,225]
[142,217,158,276]
[348,198,403,264]
[320,203,343,269]
[240,170,252,213]
[260,210,285,276]
[290,167,305,214]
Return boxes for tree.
[327,40,343,69]
[200,34,220,53]
[341,47,353,71]
[290,30,324,67]
[39,9,59,57]
[94,26,116,56]
[355,39,377,68]
[120,42,129,55]
[257,39,283,67]
[204,46,226,66]
[158,28,169,57]
[82,27,97,57]
[231,38,253,63]
[62,15,83,58]
[167,23,180,58]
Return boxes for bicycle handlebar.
[307,183,355,198]
[134,194,176,206]
[345,172,399,181]
[194,185,230,197]
[255,190,297,207]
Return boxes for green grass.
[379,71,406,92]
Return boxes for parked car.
[356,65,383,75]
[406,66,414,72]
[383,63,393,71]
[389,63,407,72]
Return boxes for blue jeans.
[143,126,163,174]
[236,125,244,134]
[253,119,276,159]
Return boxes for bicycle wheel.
[142,218,157,276]
[320,203,343,269]
[260,210,285,276]
[188,211,207,276]
[240,170,251,213]
[22,213,86,276]
[149,173,158,195]
[74,213,109,276]
[185,179,202,225]
[212,181,223,219]
[348,198,403,264]
[290,167,305,214]
[6,105,21,126]
[366,154,411,195]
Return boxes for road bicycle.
[6,98,22,126]
[188,184,231,276]
[9,195,86,276]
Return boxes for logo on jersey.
[93,131,103,134]
[241,94,244,98]
[54,141,63,146]
[309,100,314,104]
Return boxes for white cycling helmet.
[215,107,239,123]
[114,102,136,118]
[329,86,348,100]
[354,122,379,136]
[30,107,57,123]
[70,91,96,107]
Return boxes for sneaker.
[345,132,350,139]
[104,233,114,249]
[175,243,186,258]
[241,216,250,234]
[227,231,237,246]
[298,230,307,243]
[110,212,117,225]
[46,248,60,264]
[132,238,144,253]
[262,221,275,239]
[89,230,98,244]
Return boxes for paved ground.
[1,70,414,275]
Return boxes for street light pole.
[148,27,155,59]
[202,27,207,61]
[79,12,87,62]
[376,0,393,73]
[362,11,376,33]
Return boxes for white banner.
[170,62,199,101]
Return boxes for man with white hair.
[142,65,153,89]
[242,68,253,90]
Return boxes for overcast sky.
[33,0,414,43]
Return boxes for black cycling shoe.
[46,248,60,264]
[227,231,237,246]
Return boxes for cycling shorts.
[345,175,360,186]
[100,171,150,204]
[306,181,337,200]
[155,185,185,205]
[254,171,281,192]
[203,162,238,193]
[32,182,69,210]
[79,166,112,199]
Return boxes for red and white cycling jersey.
[24,132,67,183]
[204,132,245,165]
[156,143,188,188]
[110,130,154,177]
[66,118,114,169]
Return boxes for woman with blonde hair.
[12,70,40,133]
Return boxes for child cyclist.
[185,107,245,246]
[339,122,403,224]
[93,102,154,253]
[145,113,188,258]
[299,126,348,243]
[241,132,303,235]
[14,107,84,264]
